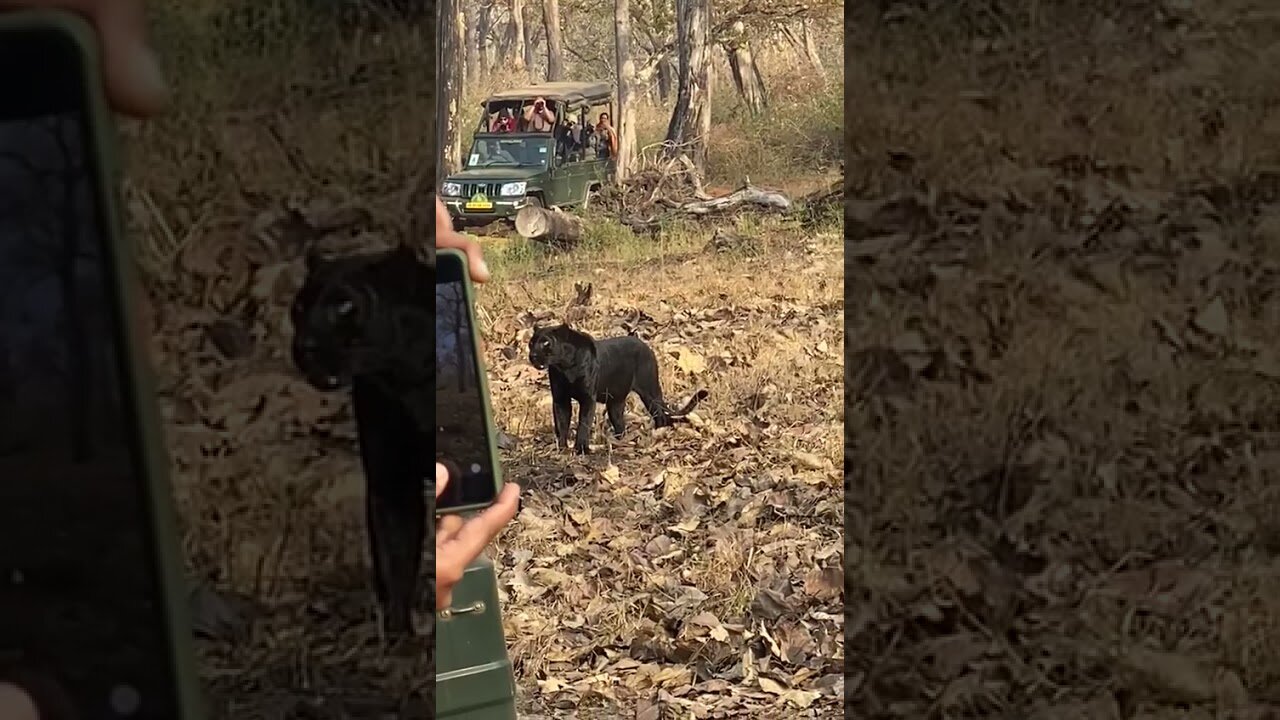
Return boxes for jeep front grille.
[462,182,502,198]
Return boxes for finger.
[0,683,38,720]
[439,483,521,560]
[435,198,490,282]
[436,585,453,611]
[435,463,449,501]
[0,0,169,117]
[435,513,464,545]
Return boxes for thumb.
[435,463,449,500]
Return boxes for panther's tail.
[665,389,709,420]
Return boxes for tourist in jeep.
[490,107,517,133]
[595,111,619,160]
[522,96,556,132]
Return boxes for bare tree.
[505,0,528,75]
[543,0,566,81]
[724,20,767,114]
[799,18,824,75]
[614,0,638,181]
[664,0,713,174]
[464,3,481,84]
[522,1,538,81]
[438,0,465,178]
[477,0,495,74]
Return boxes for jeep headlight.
[441,182,462,197]
[500,181,526,197]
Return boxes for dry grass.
[848,1,1280,717]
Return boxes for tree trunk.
[464,2,481,84]
[801,18,824,75]
[477,0,494,74]
[614,0,638,182]
[505,0,527,75]
[515,205,584,244]
[725,22,767,114]
[543,0,565,81]
[439,0,465,179]
[522,1,537,80]
[664,0,712,174]
[656,56,673,101]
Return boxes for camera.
[534,100,544,111]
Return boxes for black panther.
[527,324,707,455]
[290,243,431,637]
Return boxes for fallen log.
[515,205,585,245]
[679,183,792,215]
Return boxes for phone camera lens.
[109,684,141,716]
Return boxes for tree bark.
[543,0,565,81]
[664,0,712,174]
[614,0,638,182]
[515,205,584,244]
[656,56,673,101]
[522,1,538,80]
[464,2,480,84]
[439,0,465,179]
[477,0,494,74]
[505,0,527,75]
[725,22,767,114]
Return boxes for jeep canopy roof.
[482,81,613,109]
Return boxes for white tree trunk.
[438,0,465,180]
[544,0,565,81]
[614,0,638,182]
[725,21,767,115]
[664,0,713,174]
[505,0,527,75]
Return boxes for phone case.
[436,556,518,719]
[0,10,205,719]
[436,247,505,515]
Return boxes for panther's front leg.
[549,373,574,450]
[574,397,595,454]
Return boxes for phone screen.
[434,255,500,512]
[0,30,182,717]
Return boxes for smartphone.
[434,248,503,515]
[0,11,203,719]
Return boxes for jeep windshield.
[465,135,552,170]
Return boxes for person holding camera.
[522,96,556,132]
[0,1,522,715]
[595,111,619,160]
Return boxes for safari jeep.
[441,81,614,228]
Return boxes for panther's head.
[290,252,390,391]
[527,326,555,370]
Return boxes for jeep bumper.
[443,196,533,224]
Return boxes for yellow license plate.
[464,192,493,211]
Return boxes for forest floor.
[847,1,1280,717]
[155,200,844,719]
[477,208,845,717]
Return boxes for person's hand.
[434,464,520,611]
[436,197,489,282]
[0,682,37,720]
[0,0,167,117]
